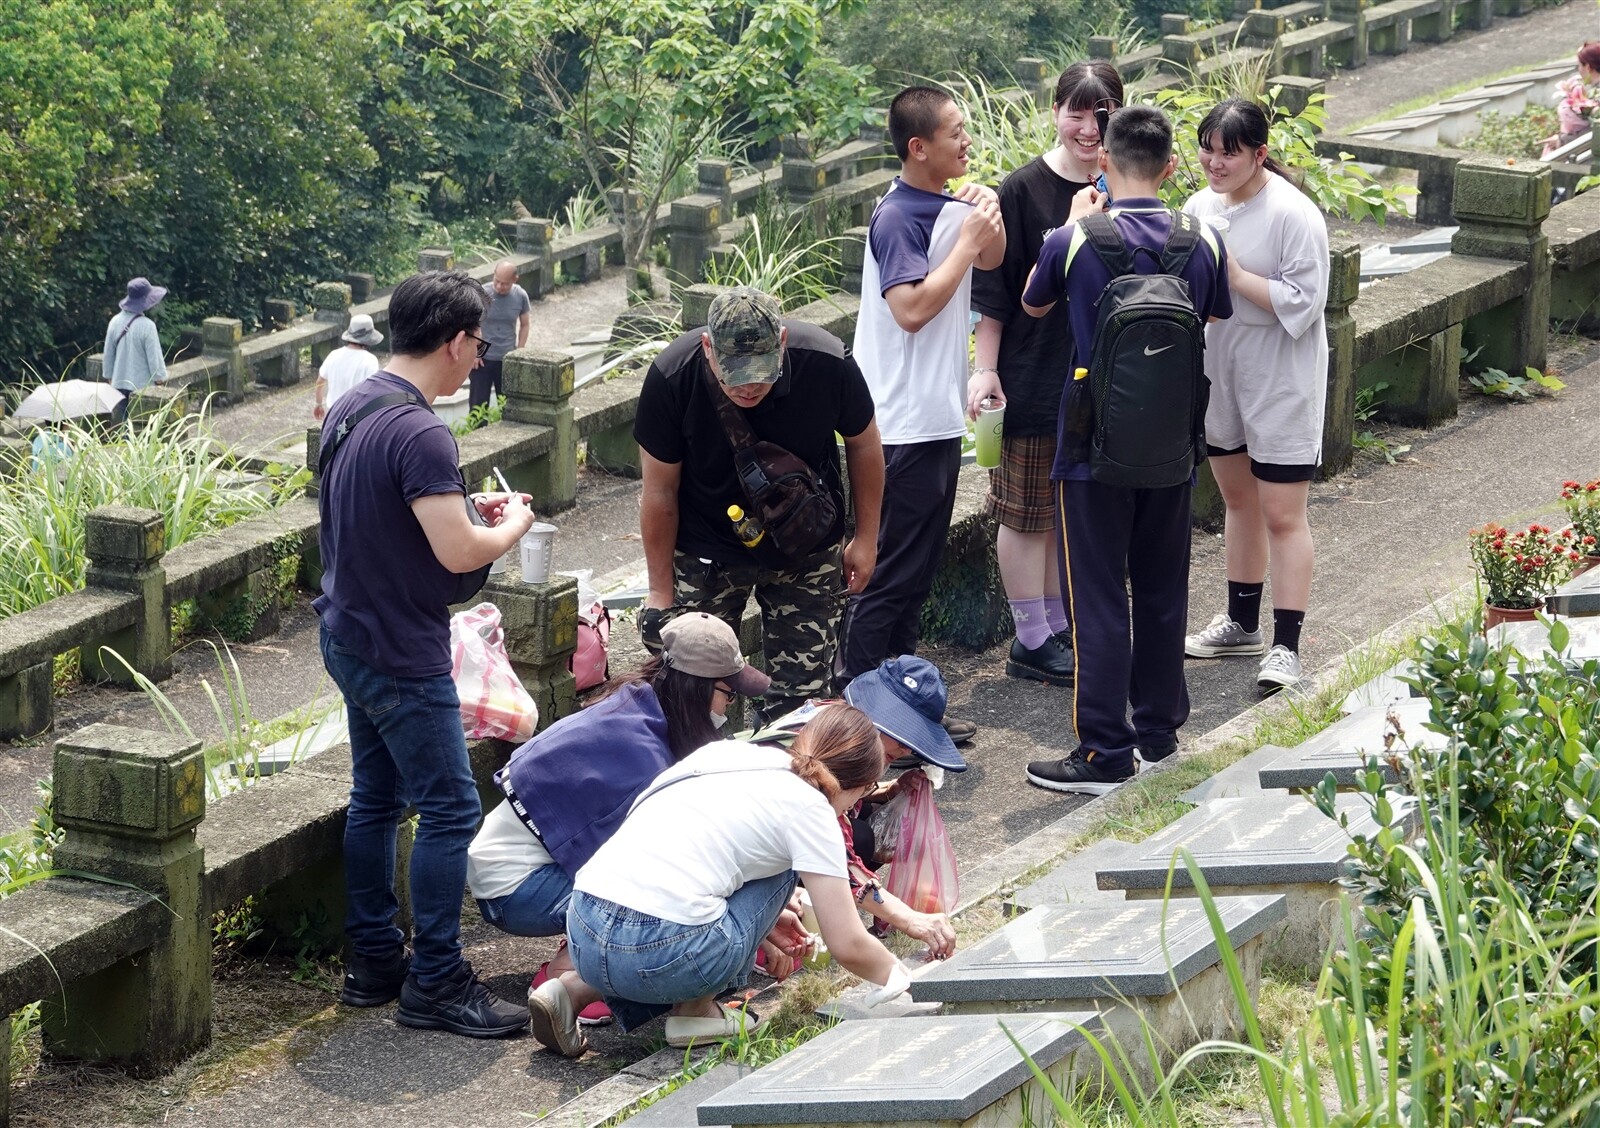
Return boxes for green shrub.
[1317,618,1600,1124]
[1464,106,1562,160]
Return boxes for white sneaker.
[1185,613,1267,658]
[1257,645,1304,692]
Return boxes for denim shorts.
[566,871,795,1031]
[475,862,574,937]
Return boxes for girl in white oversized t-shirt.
[1182,97,1329,695]
[565,706,909,1047]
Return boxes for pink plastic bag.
[884,770,959,917]
[450,602,538,741]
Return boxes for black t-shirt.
[634,321,876,562]
[971,157,1089,438]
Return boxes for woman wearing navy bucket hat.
[103,277,171,411]
[754,654,962,958]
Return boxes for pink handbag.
[569,601,612,692]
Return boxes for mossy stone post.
[1457,0,1493,29]
[1451,158,1551,377]
[501,348,577,512]
[699,159,735,210]
[1014,57,1052,108]
[201,317,245,402]
[46,724,209,1073]
[1413,0,1456,42]
[489,573,580,730]
[80,508,171,687]
[1267,76,1324,121]
[841,227,869,296]
[124,383,188,425]
[680,283,732,331]
[309,281,352,369]
[417,246,455,273]
[516,218,557,299]
[262,298,296,329]
[667,195,724,288]
[0,658,52,742]
[1327,0,1370,68]
[342,272,376,303]
[1088,35,1117,61]
[1322,237,1362,474]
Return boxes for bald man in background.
[475,260,532,411]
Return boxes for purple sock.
[1044,596,1069,636]
[1010,597,1052,649]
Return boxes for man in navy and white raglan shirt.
[845,86,1005,725]
[1019,105,1232,796]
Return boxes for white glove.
[861,961,912,1008]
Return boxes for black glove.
[639,606,668,653]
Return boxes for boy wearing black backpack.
[1018,105,1232,795]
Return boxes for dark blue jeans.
[320,625,481,988]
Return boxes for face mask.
[710,711,728,729]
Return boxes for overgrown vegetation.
[1464,105,1563,159]
[1352,382,1410,464]
[702,189,852,307]
[0,403,305,619]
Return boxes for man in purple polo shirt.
[1019,105,1232,795]
[316,270,535,1038]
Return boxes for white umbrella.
[12,380,125,422]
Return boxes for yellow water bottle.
[728,504,765,548]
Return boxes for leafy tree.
[826,0,1134,86]
[0,0,178,371]
[375,0,880,267]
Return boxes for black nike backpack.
[1078,210,1211,489]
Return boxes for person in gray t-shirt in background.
[475,260,532,410]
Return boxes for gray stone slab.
[1490,616,1600,662]
[695,1012,1098,1126]
[1095,795,1380,891]
[627,1064,753,1125]
[1340,659,1421,713]
[1177,745,1289,804]
[1547,566,1600,617]
[1387,227,1456,254]
[914,895,1285,1003]
[1258,699,1442,791]
[1004,838,1135,913]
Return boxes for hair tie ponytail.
[789,746,842,800]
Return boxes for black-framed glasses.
[465,332,491,359]
[713,683,734,698]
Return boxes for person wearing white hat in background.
[314,313,384,420]
[102,277,170,406]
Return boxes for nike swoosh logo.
[1143,344,1175,356]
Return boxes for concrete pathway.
[1320,3,1590,131]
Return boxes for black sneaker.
[1025,747,1134,795]
[941,717,978,744]
[341,947,411,1007]
[1135,739,1177,767]
[1004,636,1075,687]
[396,963,529,1038]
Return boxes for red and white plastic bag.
[450,602,538,741]
[884,768,959,916]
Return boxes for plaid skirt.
[982,434,1058,534]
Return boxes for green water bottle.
[729,504,765,548]
[974,397,1005,469]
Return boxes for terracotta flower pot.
[1484,601,1541,630]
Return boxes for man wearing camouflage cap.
[634,287,885,722]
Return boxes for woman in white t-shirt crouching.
[554,705,911,1049]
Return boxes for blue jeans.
[567,872,796,1032]
[320,625,481,988]
[475,863,574,937]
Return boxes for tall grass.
[944,70,1055,188]
[703,187,851,308]
[0,401,297,618]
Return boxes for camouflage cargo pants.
[671,543,844,704]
